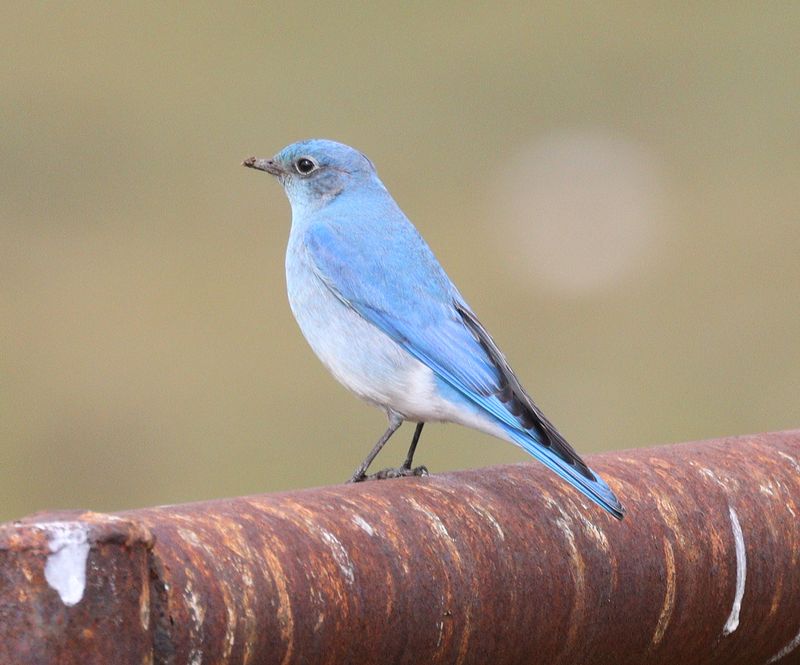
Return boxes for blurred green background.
[2,4,798,521]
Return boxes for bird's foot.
[349,465,429,482]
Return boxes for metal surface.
[1,430,799,665]
[0,512,153,665]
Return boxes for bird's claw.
[349,465,429,483]
[367,465,429,480]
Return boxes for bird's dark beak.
[242,156,285,176]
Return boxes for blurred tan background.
[2,4,798,521]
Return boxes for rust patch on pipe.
[652,537,676,646]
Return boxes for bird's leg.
[357,422,429,481]
[348,415,403,483]
[401,422,426,471]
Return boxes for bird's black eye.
[294,157,318,175]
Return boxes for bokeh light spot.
[493,131,665,295]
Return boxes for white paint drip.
[223,600,236,660]
[186,582,205,624]
[351,514,375,536]
[698,466,728,490]
[723,505,746,635]
[139,580,150,630]
[556,518,577,555]
[766,626,800,664]
[408,498,454,542]
[468,503,505,541]
[578,514,609,552]
[185,577,205,665]
[777,451,800,473]
[37,522,90,607]
[317,527,355,584]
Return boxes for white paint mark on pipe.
[351,514,375,536]
[317,526,355,585]
[408,498,454,543]
[35,522,90,607]
[185,576,206,665]
[777,451,800,473]
[577,513,609,552]
[698,466,728,490]
[766,626,800,663]
[468,503,505,541]
[723,505,746,635]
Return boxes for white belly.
[285,246,507,439]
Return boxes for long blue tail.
[502,425,625,519]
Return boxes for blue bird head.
[243,139,378,212]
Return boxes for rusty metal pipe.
[1,430,799,664]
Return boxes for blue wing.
[305,220,624,519]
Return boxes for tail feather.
[503,425,625,520]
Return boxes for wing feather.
[305,222,624,518]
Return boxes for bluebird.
[244,140,624,519]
